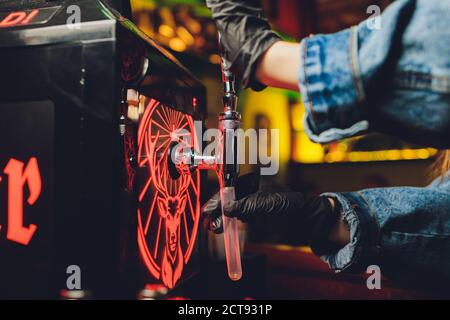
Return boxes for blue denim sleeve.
[316,175,450,286]
[298,0,450,147]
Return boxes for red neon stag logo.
[149,142,191,288]
[0,158,41,245]
[137,99,200,289]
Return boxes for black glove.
[202,172,342,251]
[206,0,281,91]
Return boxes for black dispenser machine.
[0,0,207,298]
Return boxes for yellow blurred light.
[240,88,292,179]
[299,145,437,164]
[345,149,435,163]
[358,152,371,162]
[185,19,202,34]
[374,151,385,161]
[291,103,304,131]
[208,54,221,65]
[158,24,174,38]
[272,244,312,253]
[324,153,333,163]
[294,133,324,163]
[402,149,416,160]
[160,7,176,26]
[169,37,187,52]
[290,101,324,163]
[386,149,402,160]
[329,151,344,162]
[348,152,360,162]
[176,26,195,46]
[274,244,294,251]
[428,148,438,156]
[131,0,156,11]
[337,143,349,152]
[325,152,344,163]
[297,246,313,253]
[417,149,430,159]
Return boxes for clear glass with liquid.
[220,186,243,281]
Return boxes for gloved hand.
[206,0,281,91]
[202,172,342,250]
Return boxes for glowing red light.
[0,10,39,28]
[0,12,27,27]
[0,158,41,246]
[20,9,39,25]
[167,296,190,300]
[137,98,201,289]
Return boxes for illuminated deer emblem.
[136,99,201,290]
[148,132,191,288]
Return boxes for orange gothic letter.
[4,157,41,245]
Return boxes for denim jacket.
[298,0,450,148]
[319,174,450,291]
[298,0,450,290]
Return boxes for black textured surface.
[100,0,131,18]
[0,0,61,9]
[0,0,131,19]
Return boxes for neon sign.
[0,157,41,246]
[137,98,200,289]
[0,6,60,28]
